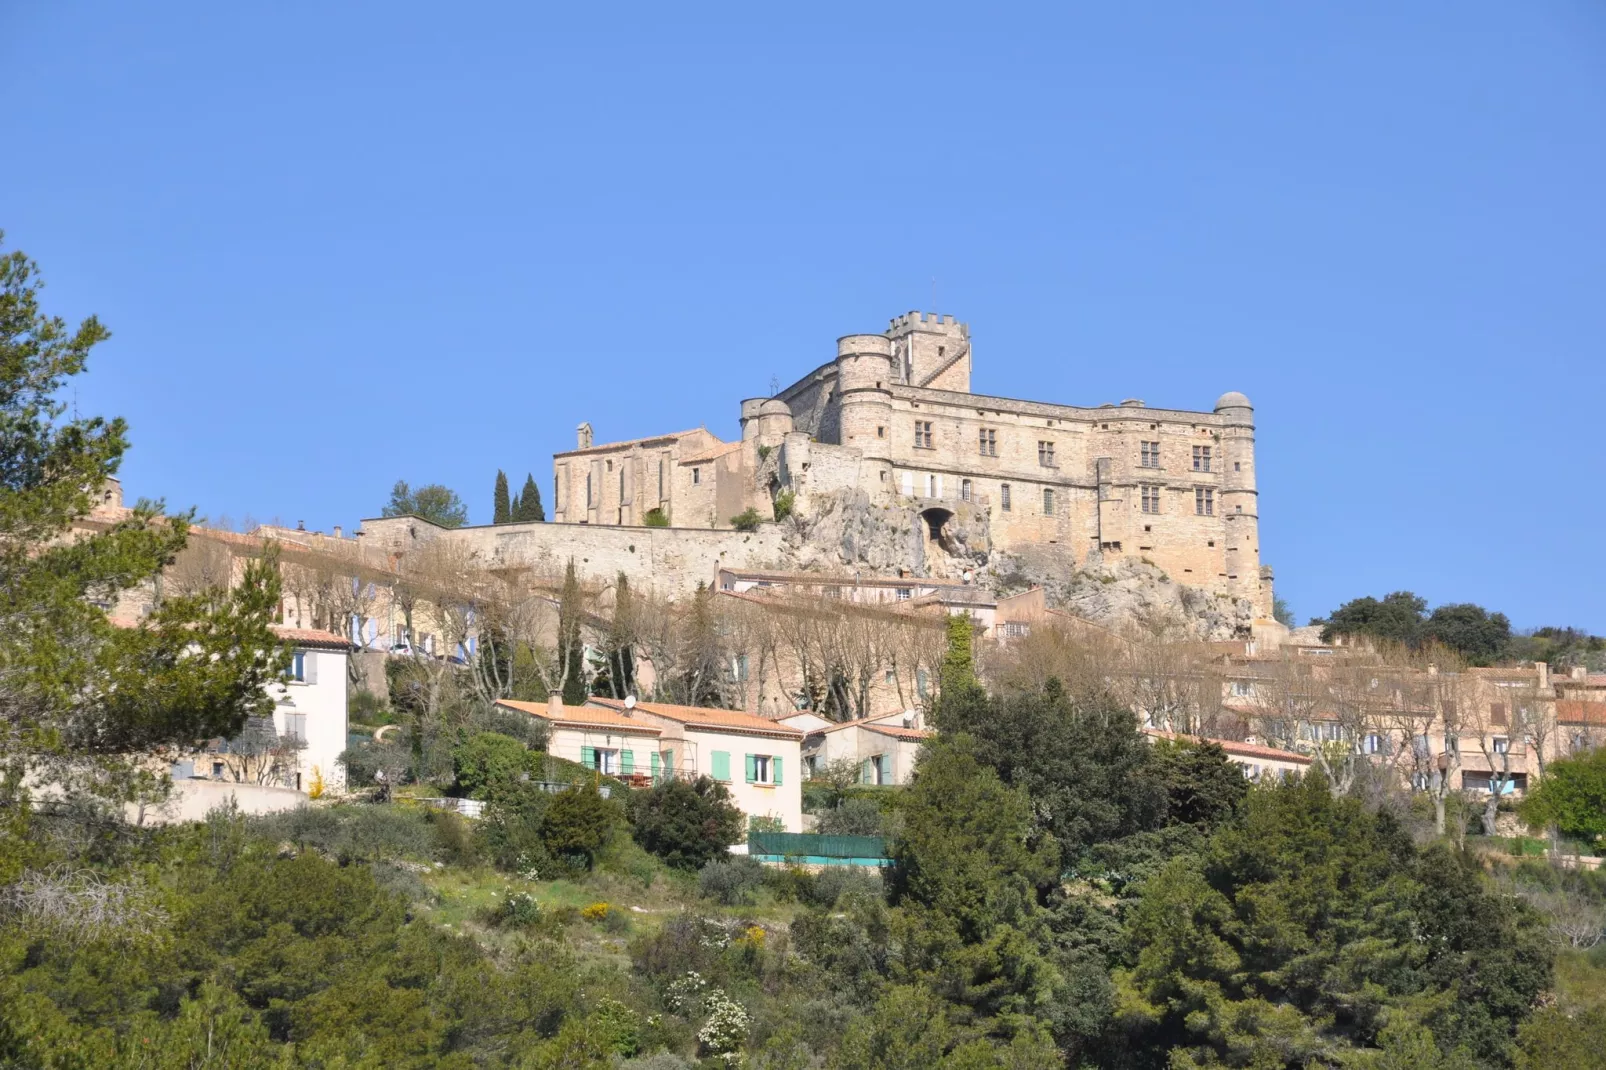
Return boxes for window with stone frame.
[960,478,972,502]
[1141,484,1162,514]
[1000,483,1011,511]
[1037,440,1056,467]
[1042,487,1056,514]
[1140,440,1161,468]
[914,420,934,449]
[1192,445,1212,472]
[978,428,997,456]
[1195,487,1214,516]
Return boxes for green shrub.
[729,508,763,532]
[452,732,531,798]
[643,508,670,527]
[348,688,391,724]
[429,809,480,867]
[627,776,745,871]
[772,489,795,522]
[814,797,886,837]
[540,785,622,869]
[497,891,545,929]
[698,857,765,906]
[339,738,413,792]
[248,803,440,864]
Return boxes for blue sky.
[4,3,1603,631]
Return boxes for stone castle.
[551,311,1272,617]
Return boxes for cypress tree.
[517,473,545,522]
[559,559,588,705]
[493,470,511,524]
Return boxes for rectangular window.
[1037,440,1056,467]
[288,651,306,682]
[1140,440,1161,468]
[1195,487,1214,516]
[1493,736,1510,754]
[896,587,912,601]
[691,467,701,485]
[1000,483,1011,511]
[916,668,929,698]
[586,471,594,507]
[731,654,750,681]
[1141,484,1162,514]
[1361,733,1382,755]
[658,457,665,499]
[581,746,619,775]
[1193,445,1212,472]
[1491,703,1507,726]
[961,478,972,502]
[978,428,997,456]
[1003,621,1030,639]
[1231,680,1252,697]
[914,420,934,449]
[1042,488,1055,514]
[745,753,782,785]
[283,712,307,742]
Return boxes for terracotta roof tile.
[496,699,662,734]
[1144,728,1312,765]
[588,697,802,738]
[1557,700,1606,726]
[271,626,354,650]
[862,724,933,741]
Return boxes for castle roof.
[1215,391,1252,410]
[554,428,712,458]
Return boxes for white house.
[495,694,663,778]
[791,710,931,786]
[588,697,805,831]
[264,626,352,793]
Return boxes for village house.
[784,709,932,786]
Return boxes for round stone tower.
[835,334,895,478]
[1215,391,1267,616]
[754,398,794,446]
[739,398,767,441]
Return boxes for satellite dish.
[624,694,637,710]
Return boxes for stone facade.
[557,311,1272,617]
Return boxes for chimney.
[333,525,343,539]
[548,688,563,717]
[296,520,306,531]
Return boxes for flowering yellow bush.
[738,925,765,948]
[308,766,325,800]
[581,901,611,922]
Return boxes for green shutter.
[861,759,872,785]
[622,750,634,775]
[745,754,757,783]
[711,751,730,782]
[881,754,892,782]
[772,756,782,786]
[650,751,660,780]
[581,746,595,769]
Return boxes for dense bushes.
[452,731,535,797]
[626,776,744,870]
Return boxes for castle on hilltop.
[552,311,1273,617]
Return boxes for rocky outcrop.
[769,490,1251,638]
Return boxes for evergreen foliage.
[516,473,545,522]
[493,469,511,524]
[1522,747,1606,843]
[626,776,744,870]
[558,559,588,706]
[382,480,469,527]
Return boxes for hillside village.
[8,277,1606,1065]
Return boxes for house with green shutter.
[495,695,664,780]
[587,697,804,832]
[790,709,932,786]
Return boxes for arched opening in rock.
[920,507,959,555]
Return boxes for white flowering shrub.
[696,988,750,1064]
[664,970,708,1012]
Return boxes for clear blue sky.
[4,3,1603,631]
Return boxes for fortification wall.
[358,516,789,598]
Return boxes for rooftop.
[1144,728,1312,765]
[496,699,662,734]
[271,626,355,650]
[554,428,712,458]
[588,697,803,739]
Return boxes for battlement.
[886,311,968,338]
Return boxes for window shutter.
[1491,703,1507,726]
[581,746,595,769]
[772,756,782,785]
[303,652,317,685]
[861,759,872,785]
[901,472,914,496]
[745,754,757,783]
[711,751,730,782]
[933,475,943,498]
[650,751,660,779]
[881,754,891,782]
[622,750,634,775]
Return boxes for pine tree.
[596,572,636,699]
[492,470,510,524]
[516,473,545,522]
[0,235,287,808]
[558,559,588,706]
